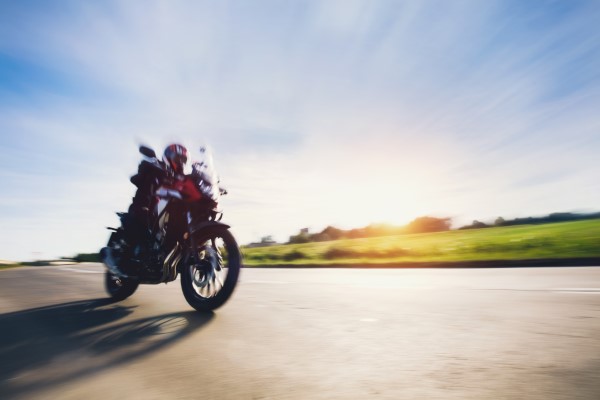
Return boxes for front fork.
[182,212,222,286]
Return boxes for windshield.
[190,146,222,202]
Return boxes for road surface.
[1,264,599,399]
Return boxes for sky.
[1,0,599,261]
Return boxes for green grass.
[241,219,600,266]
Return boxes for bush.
[244,252,277,261]
[282,250,307,261]
[323,247,361,259]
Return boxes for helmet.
[163,143,188,174]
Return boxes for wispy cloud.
[0,0,599,259]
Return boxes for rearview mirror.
[139,145,157,158]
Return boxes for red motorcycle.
[101,145,241,311]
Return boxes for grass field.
[241,219,600,266]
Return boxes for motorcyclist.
[129,144,187,213]
[122,143,189,259]
[102,143,190,273]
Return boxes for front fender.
[181,220,236,274]
[189,220,231,236]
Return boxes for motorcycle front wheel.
[180,226,241,311]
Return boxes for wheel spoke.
[180,227,240,311]
[188,235,230,299]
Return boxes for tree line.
[288,216,452,244]
[458,212,600,230]
[287,212,600,244]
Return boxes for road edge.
[243,257,600,268]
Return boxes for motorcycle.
[100,145,241,311]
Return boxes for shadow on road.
[0,298,214,397]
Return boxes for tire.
[105,271,139,301]
[180,226,241,311]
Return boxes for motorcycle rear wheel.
[105,271,139,301]
[180,226,241,311]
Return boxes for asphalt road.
[1,264,599,400]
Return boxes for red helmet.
[163,144,188,174]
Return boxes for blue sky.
[1,0,599,261]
